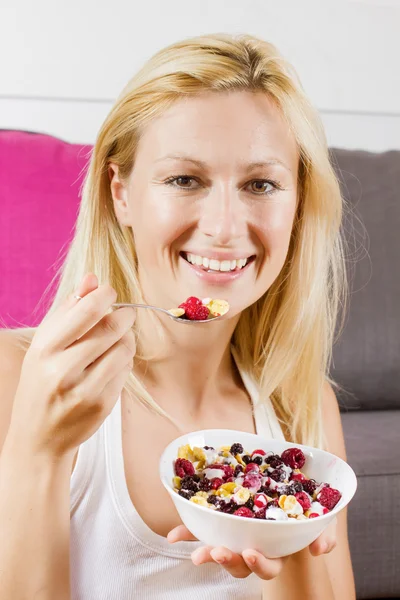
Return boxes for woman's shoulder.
[0,328,35,454]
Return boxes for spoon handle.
[111,303,170,316]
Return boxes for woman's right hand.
[5,273,136,462]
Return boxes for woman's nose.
[198,185,247,244]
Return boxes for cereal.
[173,442,342,520]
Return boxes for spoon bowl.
[111,303,224,324]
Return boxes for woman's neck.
[134,310,241,415]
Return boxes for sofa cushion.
[341,410,400,598]
[0,130,91,328]
[331,149,400,411]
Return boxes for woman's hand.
[167,518,337,580]
[5,273,136,461]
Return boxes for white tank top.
[69,355,285,600]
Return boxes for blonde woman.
[0,34,355,599]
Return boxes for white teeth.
[184,253,250,271]
[220,260,231,272]
[209,259,220,271]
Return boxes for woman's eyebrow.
[154,154,292,173]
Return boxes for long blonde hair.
[27,34,349,448]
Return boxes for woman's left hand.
[167,518,337,580]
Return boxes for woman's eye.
[248,180,275,194]
[166,176,199,189]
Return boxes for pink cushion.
[0,130,91,328]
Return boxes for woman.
[0,34,355,599]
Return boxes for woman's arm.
[0,331,72,600]
[263,382,356,600]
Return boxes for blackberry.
[230,443,244,455]
[207,494,220,506]
[251,456,263,466]
[204,446,215,450]
[242,455,252,465]
[199,478,213,492]
[302,479,318,496]
[234,464,244,477]
[269,468,286,482]
[266,454,283,468]
[180,476,199,492]
[178,489,195,500]
[245,497,254,510]
[286,481,303,495]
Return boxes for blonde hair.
[25,34,349,448]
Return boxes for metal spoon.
[111,303,224,324]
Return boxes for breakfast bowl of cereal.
[159,430,357,558]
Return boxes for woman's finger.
[208,547,251,578]
[242,550,286,580]
[309,517,338,556]
[167,525,198,543]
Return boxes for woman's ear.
[109,163,131,226]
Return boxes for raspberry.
[186,296,202,305]
[181,303,210,320]
[242,455,252,465]
[211,477,224,490]
[243,473,262,491]
[208,464,234,479]
[174,458,195,478]
[245,462,260,474]
[199,478,213,492]
[254,507,267,519]
[233,507,254,518]
[230,443,243,455]
[180,476,199,492]
[295,492,311,511]
[317,487,342,510]
[302,479,318,496]
[290,472,307,482]
[178,489,195,500]
[308,512,320,519]
[234,465,244,477]
[281,448,306,469]
[251,449,266,457]
[323,507,330,515]
[254,493,269,508]
[269,468,286,482]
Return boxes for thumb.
[74,273,99,299]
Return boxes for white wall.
[1,0,399,151]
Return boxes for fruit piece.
[308,512,320,519]
[177,444,195,461]
[290,472,307,482]
[190,496,209,507]
[245,462,260,474]
[265,454,284,468]
[234,464,244,477]
[207,464,234,479]
[233,486,251,505]
[295,491,312,511]
[269,468,286,482]
[317,486,342,510]
[230,443,244,455]
[199,478,213,492]
[254,493,269,508]
[242,455,252,464]
[251,449,266,457]
[174,458,195,478]
[233,507,254,518]
[286,480,303,495]
[281,448,306,469]
[302,478,319,496]
[243,473,262,491]
[168,308,185,318]
[211,477,224,490]
[254,507,267,519]
[179,489,195,500]
[180,475,199,492]
[186,296,202,305]
[181,303,210,320]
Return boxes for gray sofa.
[331,149,400,599]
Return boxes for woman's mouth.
[180,251,255,282]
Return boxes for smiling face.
[110,91,299,317]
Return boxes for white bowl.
[160,429,357,558]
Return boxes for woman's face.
[110,91,299,316]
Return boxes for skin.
[0,91,355,599]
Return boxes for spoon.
[111,303,224,324]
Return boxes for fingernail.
[245,553,257,565]
[214,555,226,564]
